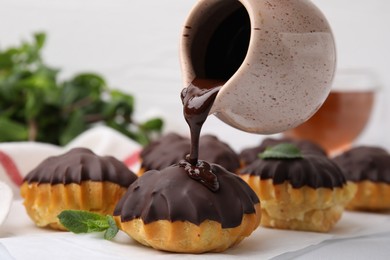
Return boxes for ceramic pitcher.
[180,0,336,134]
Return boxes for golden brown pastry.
[238,153,355,232]
[21,148,137,230]
[114,160,260,253]
[333,146,390,211]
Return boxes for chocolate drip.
[114,162,259,228]
[181,78,223,165]
[23,148,137,187]
[179,160,219,192]
[333,146,390,183]
[239,155,346,189]
[181,79,223,190]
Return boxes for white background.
[0,0,389,151]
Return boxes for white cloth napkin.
[0,182,13,227]
[1,200,390,259]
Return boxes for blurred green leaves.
[0,32,163,146]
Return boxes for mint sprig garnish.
[259,143,303,160]
[0,32,163,146]
[105,216,120,240]
[58,210,119,240]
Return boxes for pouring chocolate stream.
[180,78,224,191]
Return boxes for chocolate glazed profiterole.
[333,146,390,211]
[21,148,137,230]
[113,78,261,253]
[239,137,327,166]
[238,153,356,232]
[137,132,241,176]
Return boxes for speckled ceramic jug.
[180,0,336,134]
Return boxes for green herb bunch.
[0,33,163,146]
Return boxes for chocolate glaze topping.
[140,133,188,170]
[239,137,327,165]
[199,134,240,171]
[333,146,390,183]
[238,155,346,189]
[114,161,259,228]
[140,133,240,172]
[24,148,137,187]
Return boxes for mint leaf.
[140,118,164,131]
[259,143,303,160]
[104,216,119,240]
[34,32,46,50]
[58,210,119,240]
[59,110,86,146]
[85,219,110,232]
[0,117,29,141]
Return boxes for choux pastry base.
[21,181,127,230]
[114,203,261,253]
[240,175,356,232]
[346,180,390,211]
